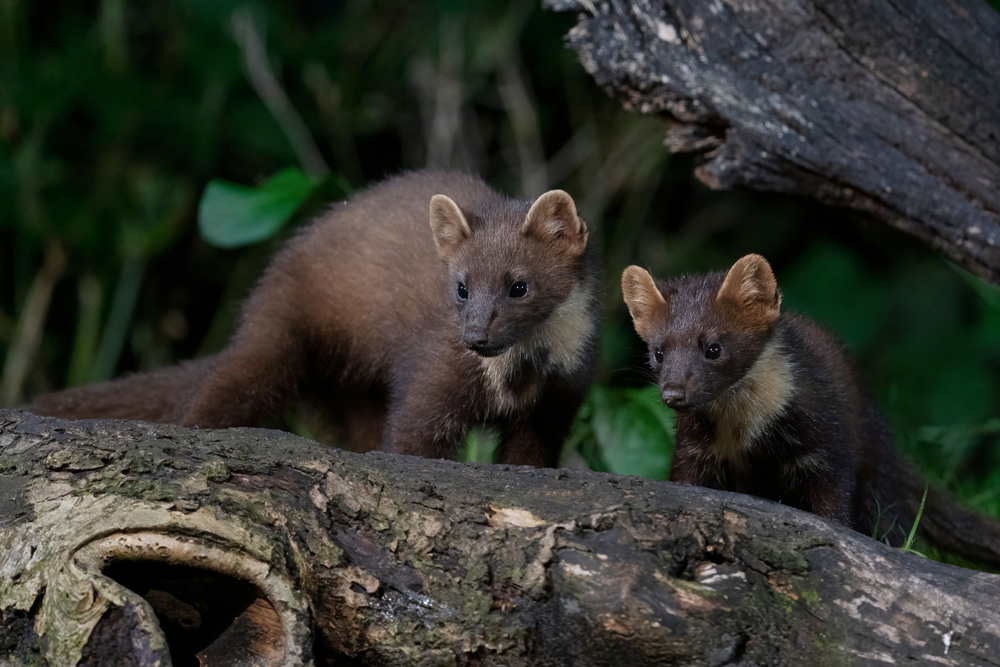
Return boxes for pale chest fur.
[701,339,795,465]
[479,284,595,416]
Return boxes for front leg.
[806,474,854,527]
[668,454,705,486]
[383,401,470,460]
[381,357,474,460]
[495,419,564,468]
[668,416,712,486]
[494,383,584,468]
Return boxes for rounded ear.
[716,254,782,325]
[521,190,588,255]
[429,195,472,260]
[621,265,669,342]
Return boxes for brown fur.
[27,171,602,466]
[26,357,216,423]
[623,254,1000,567]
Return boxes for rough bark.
[545,0,1000,284]
[2,409,999,666]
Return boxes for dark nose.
[660,385,686,408]
[464,329,489,349]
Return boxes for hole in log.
[103,561,285,667]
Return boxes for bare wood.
[545,0,1000,284]
[2,410,999,665]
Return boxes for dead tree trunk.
[1,410,999,666]
[545,0,1000,284]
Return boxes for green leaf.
[463,428,499,464]
[198,168,317,248]
[589,385,674,480]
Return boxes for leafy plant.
[570,385,674,479]
[198,168,320,248]
[464,428,499,464]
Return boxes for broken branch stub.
[546,0,1000,284]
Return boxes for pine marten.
[622,254,1000,567]
[27,171,602,467]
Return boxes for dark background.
[2,1,998,520]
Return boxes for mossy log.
[545,0,1000,285]
[2,409,999,666]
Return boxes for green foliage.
[571,385,674,479]
[463,429,499,465]
[461,386,674,475]
[198,168,319,248]
[908,419,1000,520]
[780,243,886,352]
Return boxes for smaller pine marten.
[27,171,602,467]
[622,254,1000,567]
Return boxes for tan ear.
[429,194,472,259]
[521,190,588,255]
[621,266,668,342]
[716,254,782,325]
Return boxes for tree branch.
[545,0,1000,284]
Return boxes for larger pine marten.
[622,254,1000,567]
[27,171,602,467]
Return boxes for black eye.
[457,282,468,300]
[705,343,722,360]
[653,347,664,363]
[509,281,528,298]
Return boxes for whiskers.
[618,364,658,384]
[611,350,659,385]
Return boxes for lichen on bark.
[2,410,1000,665]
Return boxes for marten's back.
[236,171,505,375]
[780,314,868,438]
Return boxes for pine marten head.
[428,189,590,358]
[621,254,783,411]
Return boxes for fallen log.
[545,0,1000,284]
[1,410,998,665]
